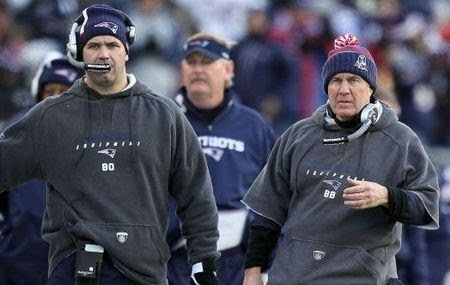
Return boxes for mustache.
[191,77,208,83]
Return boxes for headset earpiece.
[360,101,381,125]
[127,25,136,45]
[124,15,136,45]
[67,22,80,61]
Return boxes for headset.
[322,100,382,144]
[66,6,136,72]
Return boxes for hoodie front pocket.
[268,238,384,285]
[70,221,169,283]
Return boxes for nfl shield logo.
[313,250,326,260]
[116,232,128,244]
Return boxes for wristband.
[190,259,218,285]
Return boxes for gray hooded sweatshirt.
[0,75,219,284]
[243,101,439,285]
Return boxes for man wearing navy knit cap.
[242,34,439,285]
[32,55,83,101]
[73,4,132,60]
[0,4,219,285]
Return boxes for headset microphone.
[67,50,111,73]
[323,102,381,145]
[84,63,111,72]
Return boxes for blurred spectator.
[426,203,450,285]
[385,13,438,144]
[0,2,29,125]
[287,3,329,119]
[327,0,365,39]
[231,8,299,134]
[267,2,331,122]
[427,165,450,285]
[14,0,78,45]
[127,0,197,63]
[173,0,269,41]
[364,44,450,285]
[396,226,431,285]
[428,35,450,145]
[127,0,197,97]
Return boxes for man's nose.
[338,80,351,94]
[98,45,110,59]
[191,61,205,71]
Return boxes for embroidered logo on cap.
[354,55,368,71]
[54,69,79,82]
[94,22,118,34]
[185,40,210,49]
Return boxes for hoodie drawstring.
[129,90,137,163]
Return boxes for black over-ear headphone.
[66,6,136,71]
[323,100,382,144]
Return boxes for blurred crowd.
[1,0,449,143]
[0,0,449,284]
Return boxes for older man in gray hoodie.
[242,34,439,285]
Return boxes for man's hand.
[343,178,389,209]
[243,267,264,285]
[190,259,218,285]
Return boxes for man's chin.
[335,109,358,120]
[189,85,209,95]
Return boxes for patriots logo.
[94,22,118,34]
[354,55,368,71]
[323,179,341,191]
[97,148,117,158]
[184,40,209,50]
[202,147,224,162]
[54,69,78,82]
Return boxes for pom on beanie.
[76,4,132,59]
[322,34,377,94]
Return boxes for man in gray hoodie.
[242,34,440,285]
[0,4,219,285]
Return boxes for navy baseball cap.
[183,38,230,60]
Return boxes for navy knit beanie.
[76,4,132,58]
[31,53,83,101]
[322,34,377,94]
